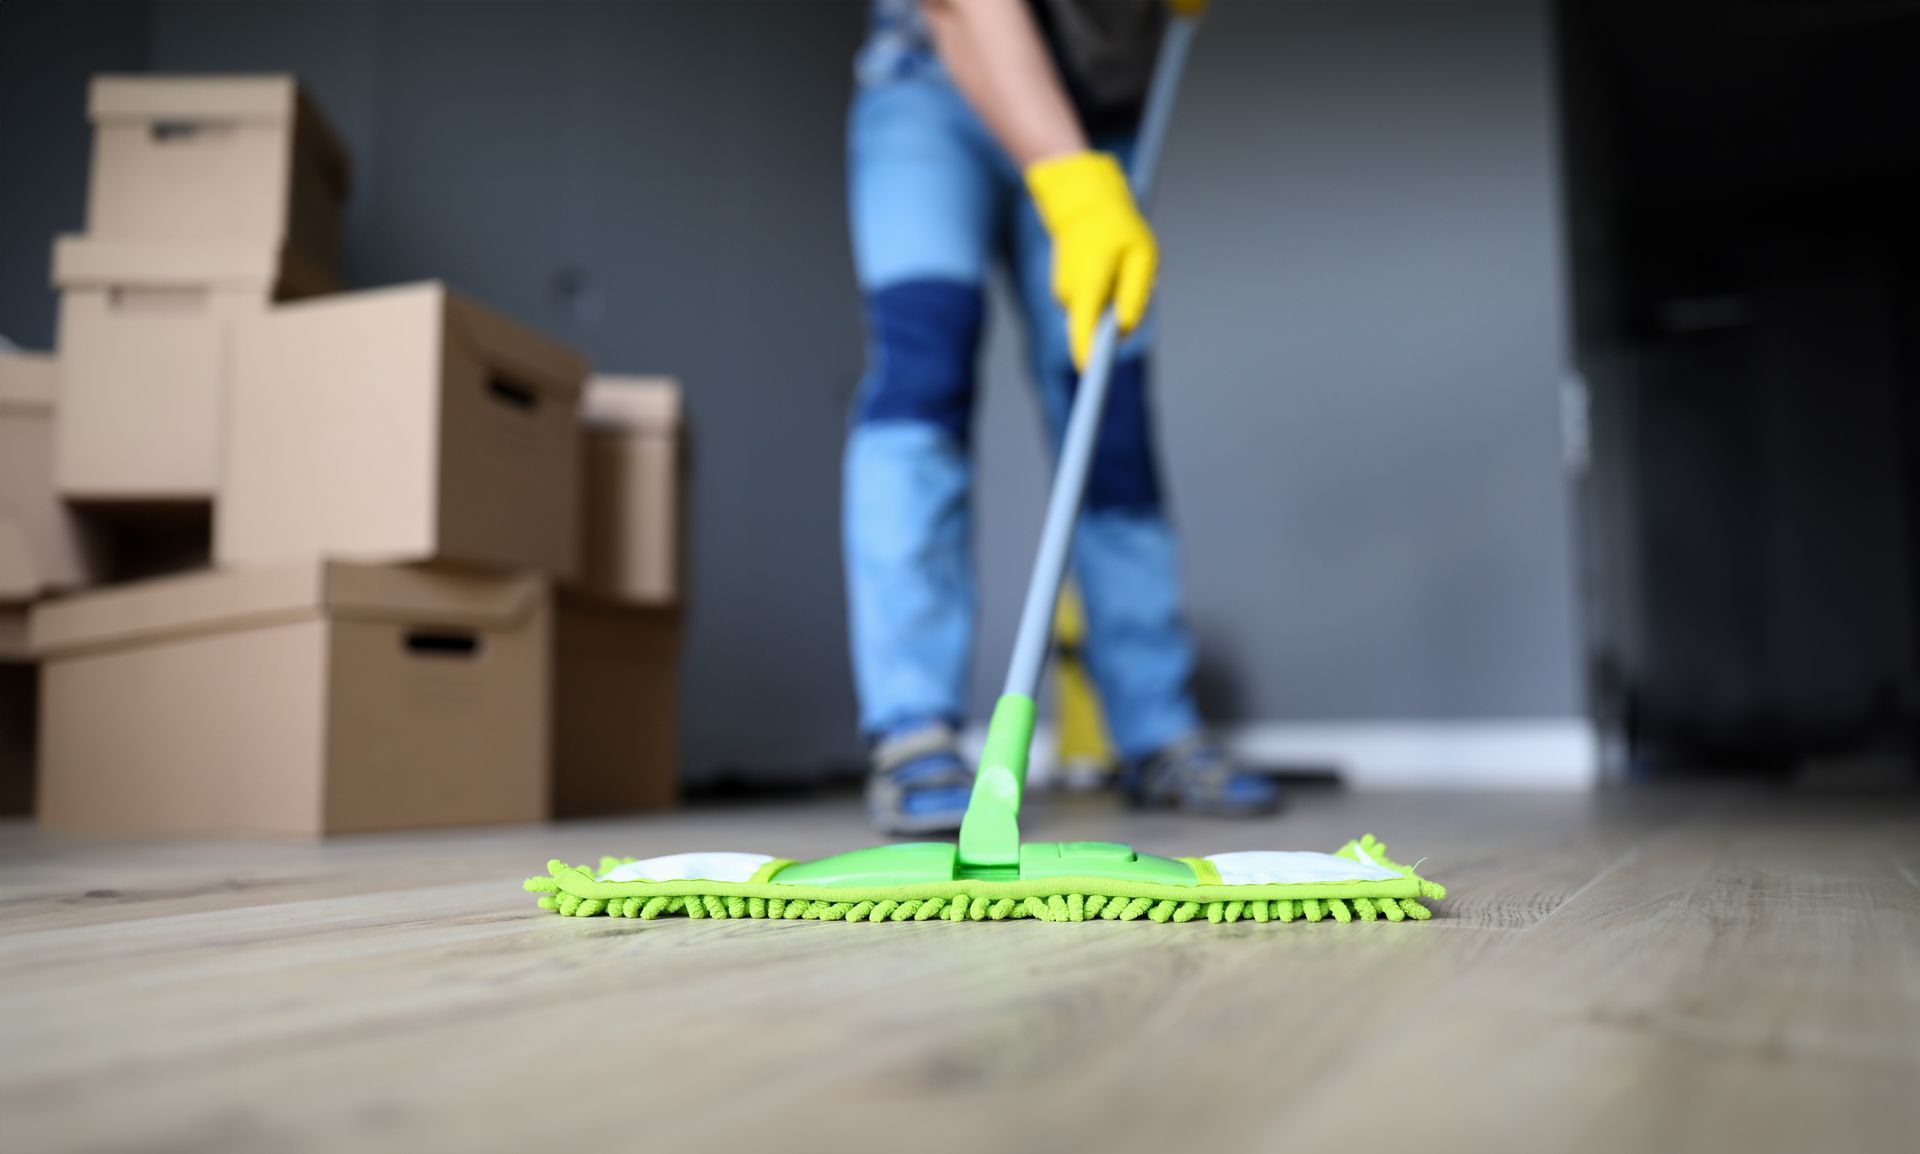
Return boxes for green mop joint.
[957,693,1037,876]
[524,834,1447,925]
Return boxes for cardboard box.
[1,351,108,596]
[86,75,349,269]
[52,235,338,502]
[553,590,681,816]
[579,376,684,605]
[33,559,550,837]
[219,282,587,577]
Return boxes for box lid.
[0,351,56,413]
[31,559,543,659]
[583,375,681,432]
[444,285,588,403]
[89,74,351,194]
[52,234,339,295]
[259,281,587,400]
[92,74,303,123]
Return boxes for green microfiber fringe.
[526,834,1446,927]
[529,886,1438,925]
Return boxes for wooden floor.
[3,785,1917,1154]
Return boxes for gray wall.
[975,0,1576,727]
[1,0,1578,782]
[0,0,150,348]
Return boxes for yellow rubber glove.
[1164,0,1210,16]
[1024,151,1159,370]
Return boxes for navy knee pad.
[856,279,986,446]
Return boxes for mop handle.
[1001,15,1197,702]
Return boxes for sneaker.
[867,723,974,835]
[1122,735,1283,816]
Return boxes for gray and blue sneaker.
[867,723,974,835]
[1123,735,1283,816]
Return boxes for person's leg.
[846,74,1007,831]
[1006,139,1279,814]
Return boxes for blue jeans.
[843,71,1201,761]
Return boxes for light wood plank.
[1,788,1912,1154]
[1253,805,1920,1154]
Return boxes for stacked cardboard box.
[2,352,108,644]
[35,276,587,836]
[1,350,108,813]
[556,376,685,816]
[35,561,552,836]
[216,282,586,577]
[54,76,347,504]
[19,73,688,835]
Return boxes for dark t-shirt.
[856,0,1165,136]
[1031,0,1167,136]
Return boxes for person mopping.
[529,3,1449,929]
[845,0,1280,833]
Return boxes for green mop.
[527,17,1446,926]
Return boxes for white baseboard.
[1223,719,1598,790]
[963,718,1598,791]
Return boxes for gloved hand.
[1164,0,1210,17]
[1024,150,1158,370]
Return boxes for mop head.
[525,834,1446,925]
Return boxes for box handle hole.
[150,119,232,143]
[487,375,540,412]
[403,630,482,659]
